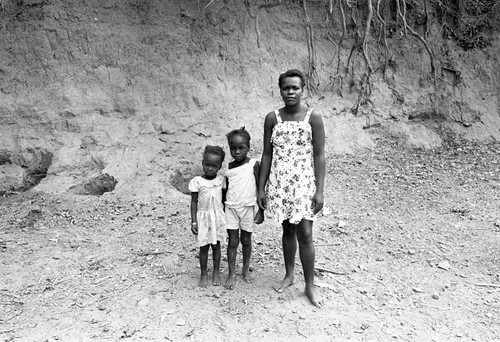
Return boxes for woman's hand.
[311,191,324,215]
[254,209,264,224]
[257,190,267,211]
[191,222,198,235]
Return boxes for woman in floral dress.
[257,69,325,307]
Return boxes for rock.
[0,163,26,191]
[437,260,451,270]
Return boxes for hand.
[254,209,264,225]
[311,191,324,215]
[191,222,198,235]
[257,190,267,211]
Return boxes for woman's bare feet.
[225,274,236,290]
[273,275,294,293]
[199,272,209,288]
[242,271,254,284]
[304,285,322,307]
[212,271,222,286]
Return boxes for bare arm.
[257,111,276,210]
[310,109,325,214]
[190,192,199,234]
[253,161,264,223]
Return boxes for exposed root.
[396,0,436,79]
[361,0,373,75]
[303,0,319,94]
[254,0,282,48]
[352,73,372,116]
[374,0,388,80]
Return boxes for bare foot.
[273,276,294,293]
[305,285,322,307]
[212,271,222,286]
[242,272,254,284]
[199,272,208,288]
[224,274,236,290]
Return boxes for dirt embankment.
[0,0,499,199]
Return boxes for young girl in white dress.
[257,69,325,307]
[189,145,227,288]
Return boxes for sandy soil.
[1,139,499,342]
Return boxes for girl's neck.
[202,174,217,180]
[230,156,250,168]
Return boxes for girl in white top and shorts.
[224,127,264,290]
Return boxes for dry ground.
[1,139,499,342]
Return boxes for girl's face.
[229,135,249,162]
[280,76,303,106]
[202,153,223,179]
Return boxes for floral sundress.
[266,108,317,224]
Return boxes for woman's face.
[280,76,303,106]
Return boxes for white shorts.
[226,206,255,233]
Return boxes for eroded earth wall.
[0,0,499,198]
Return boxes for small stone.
[432,292,440,299]
[437,260,451,270]
[175,318,186,326]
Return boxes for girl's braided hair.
[226,126,251,148]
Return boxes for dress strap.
[274,109,282,123]
[304,108,313,122]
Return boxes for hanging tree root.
[374,0,389,80]
[346,0,373,77]
[325,34,344,97]
[326,0,346,96]
[345,0,374,115]
[254,0,282,48]
[396,0,436,79]
[352,73,373,115]
[303,0,319,94]
[361,0,373,75]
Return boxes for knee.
[297,232,313,246]
[228,236,239,249]
[240,233,252,247]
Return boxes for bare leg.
[212,242,222,286]
[225,230,239,290]
[198,245,210,288]
[296,219,322,307]
[274,220,296,293]
[241,230,254,283]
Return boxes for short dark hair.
[278,69,306,89]
[203,145,225,163]
[226,127,251,148]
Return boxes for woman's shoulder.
[308,108,323,123]
[265,110,278,121]
[307,107,321,116]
